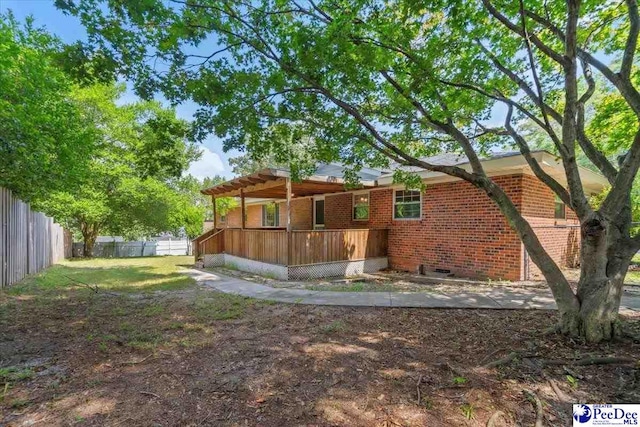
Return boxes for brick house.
[194,151,606,281]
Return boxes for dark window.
[315,199,325,226]
[262,203,280,227]
[394,190,421,219]
[219,214,227,223]
[554,196,566,219]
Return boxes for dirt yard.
[1,257,639,426]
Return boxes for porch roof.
[201,167,378,199]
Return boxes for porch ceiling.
[201,168,375,198]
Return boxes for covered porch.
[193,167,388,280]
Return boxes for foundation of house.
[203,253,388,281]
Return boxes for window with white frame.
[353,192,370,220]
[262,202,280,227]
[393,190,421,219]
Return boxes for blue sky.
[0,0,236,179]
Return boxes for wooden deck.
[194,228,388,267]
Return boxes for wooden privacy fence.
[195,228,388,266]
[1,187,71,287]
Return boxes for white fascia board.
[377,151,608,194]
[377,154,533,185]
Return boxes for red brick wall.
[324,190,393,229]
[320,176,523,279]
[321,174,580,281]
[215,198,312,230]
[390,176,523,280]
[520,174,581,279]
[216,207,243,228]
[289,198,313,230]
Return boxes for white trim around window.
[261,202,280,227]
[352,191,370,221]
[393,189,422,220]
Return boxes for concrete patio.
[184,269,640,313]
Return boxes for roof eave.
[377,151,608,193]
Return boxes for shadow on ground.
[1,274,639,426]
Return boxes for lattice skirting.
[288,257,388,280]
[203,254,224,267]
[202,254,388,281]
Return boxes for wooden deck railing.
[192,227,226,259]
[194,228,388,266]
[224,229,289,265]
[198,229,225,259]
[289,229,388,265]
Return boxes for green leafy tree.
[60,0,640,342]
[0,14,96,201]
[171,175,237,236]
[228,153,281,176]
[228,132,318,177]
[38,83,201,255]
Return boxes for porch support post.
[240,189,246,229]
[286,178,292,266]
[240,189,245,257]
[286,178,292,232]
[211,195,216,230]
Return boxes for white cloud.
[187,146,226,179]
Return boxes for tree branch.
[504,104,571,205]
[601,130,640,218]
[621,0,639,80]
[379,70,486,176]
[481,0,566,65]
[524,6,640,117]
[475,41,564,133]
[576,60,618,183]
[559,0,592,219]
[518,0,558,148]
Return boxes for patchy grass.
[2,257,640,426]
[319,320,347,334]
[626,270,640,283]
[0,367,34,382]
[194,293,264,320]
[7,256,196,296]
[306,280,399,292]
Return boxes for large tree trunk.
[557,215,632,342]
[81,223,99,258]
[82,233,97,258]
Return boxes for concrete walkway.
[183,268,640,312]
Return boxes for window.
[394,190,421,219]
[554,195,566,219]
[353,192,370,220]
[314,198,325,229]
[262,202,280,227]
[219,214,227,223]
